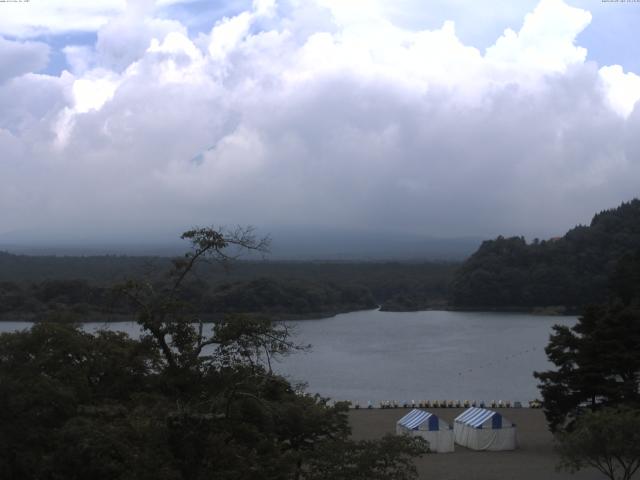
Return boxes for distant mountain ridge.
[450,199,640,310]
[0,227,482,261]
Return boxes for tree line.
[451,199,640,310]
[0,255,455,320]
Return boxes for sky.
[0,0,639,245]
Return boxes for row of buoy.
[457,347,539,376]
[349,399,543,409]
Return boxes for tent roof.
[455,407,499,428]
[397,409,435,430]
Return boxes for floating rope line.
[455,345,539,377]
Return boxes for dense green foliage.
[0,254,455,319]
[0,279,126,321]
[204,277,376,317]
[0,250,156,283]
[0,321,426,479]
[0,277,377,321]
[0,227,428,480]
[451,199,640,309]
[556,407,640,480]
[534,251,640,432]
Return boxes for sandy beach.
[349,408,607,480]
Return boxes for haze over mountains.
[2,198,639,321]
[0,226,482,261]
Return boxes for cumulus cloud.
[0,0,639,242]
[486,0,591,72]
[0,37,49,83]
[599,65,640,117]
[95,3,188,72]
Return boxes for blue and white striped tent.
[398,409,440,431]
[455,407,505,429]
[396,409,454,453]
[454,407,516,451]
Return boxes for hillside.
[450,199,640,311]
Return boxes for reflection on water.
[0,309,575,404]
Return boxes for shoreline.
[380,305,581,316]
[0,304,580,323]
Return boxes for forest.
[450,199,640,311]
[0,253,455,321]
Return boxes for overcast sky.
[0,0,639,243]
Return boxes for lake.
[0,309,574,405]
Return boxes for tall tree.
[534,251,640,432]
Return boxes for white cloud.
[95,3,188,72]
[253,0,277,17]
[0,36,49,83]
[0,0,202,37]
[0,0,639,241]
[599,65,640,118]
[486,0,591,72]
[63,45,95,75]
[53,69,120,146]
[208,11,254,61]
[0,1,125,37]
[72,73,119,114]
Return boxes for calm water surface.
[276,309,575,404]
[0,309,575,404]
